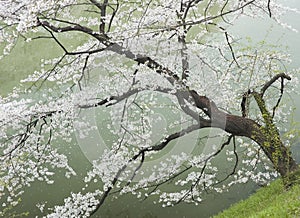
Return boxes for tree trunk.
[189,90,299,186]
[225,114,299,178]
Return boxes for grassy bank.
[214,179,300,217]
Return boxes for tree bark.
[189,90,299,185]
[225,114,299,177]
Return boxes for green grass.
[214,179,300,218]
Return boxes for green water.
[1,1,300,217]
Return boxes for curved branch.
[146,123,201,152]
[261,73,291,96]
[267,0,272,17]
[214,135,239,186]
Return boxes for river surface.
[1,1,300,217]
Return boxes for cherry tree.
[0,0,299,217]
